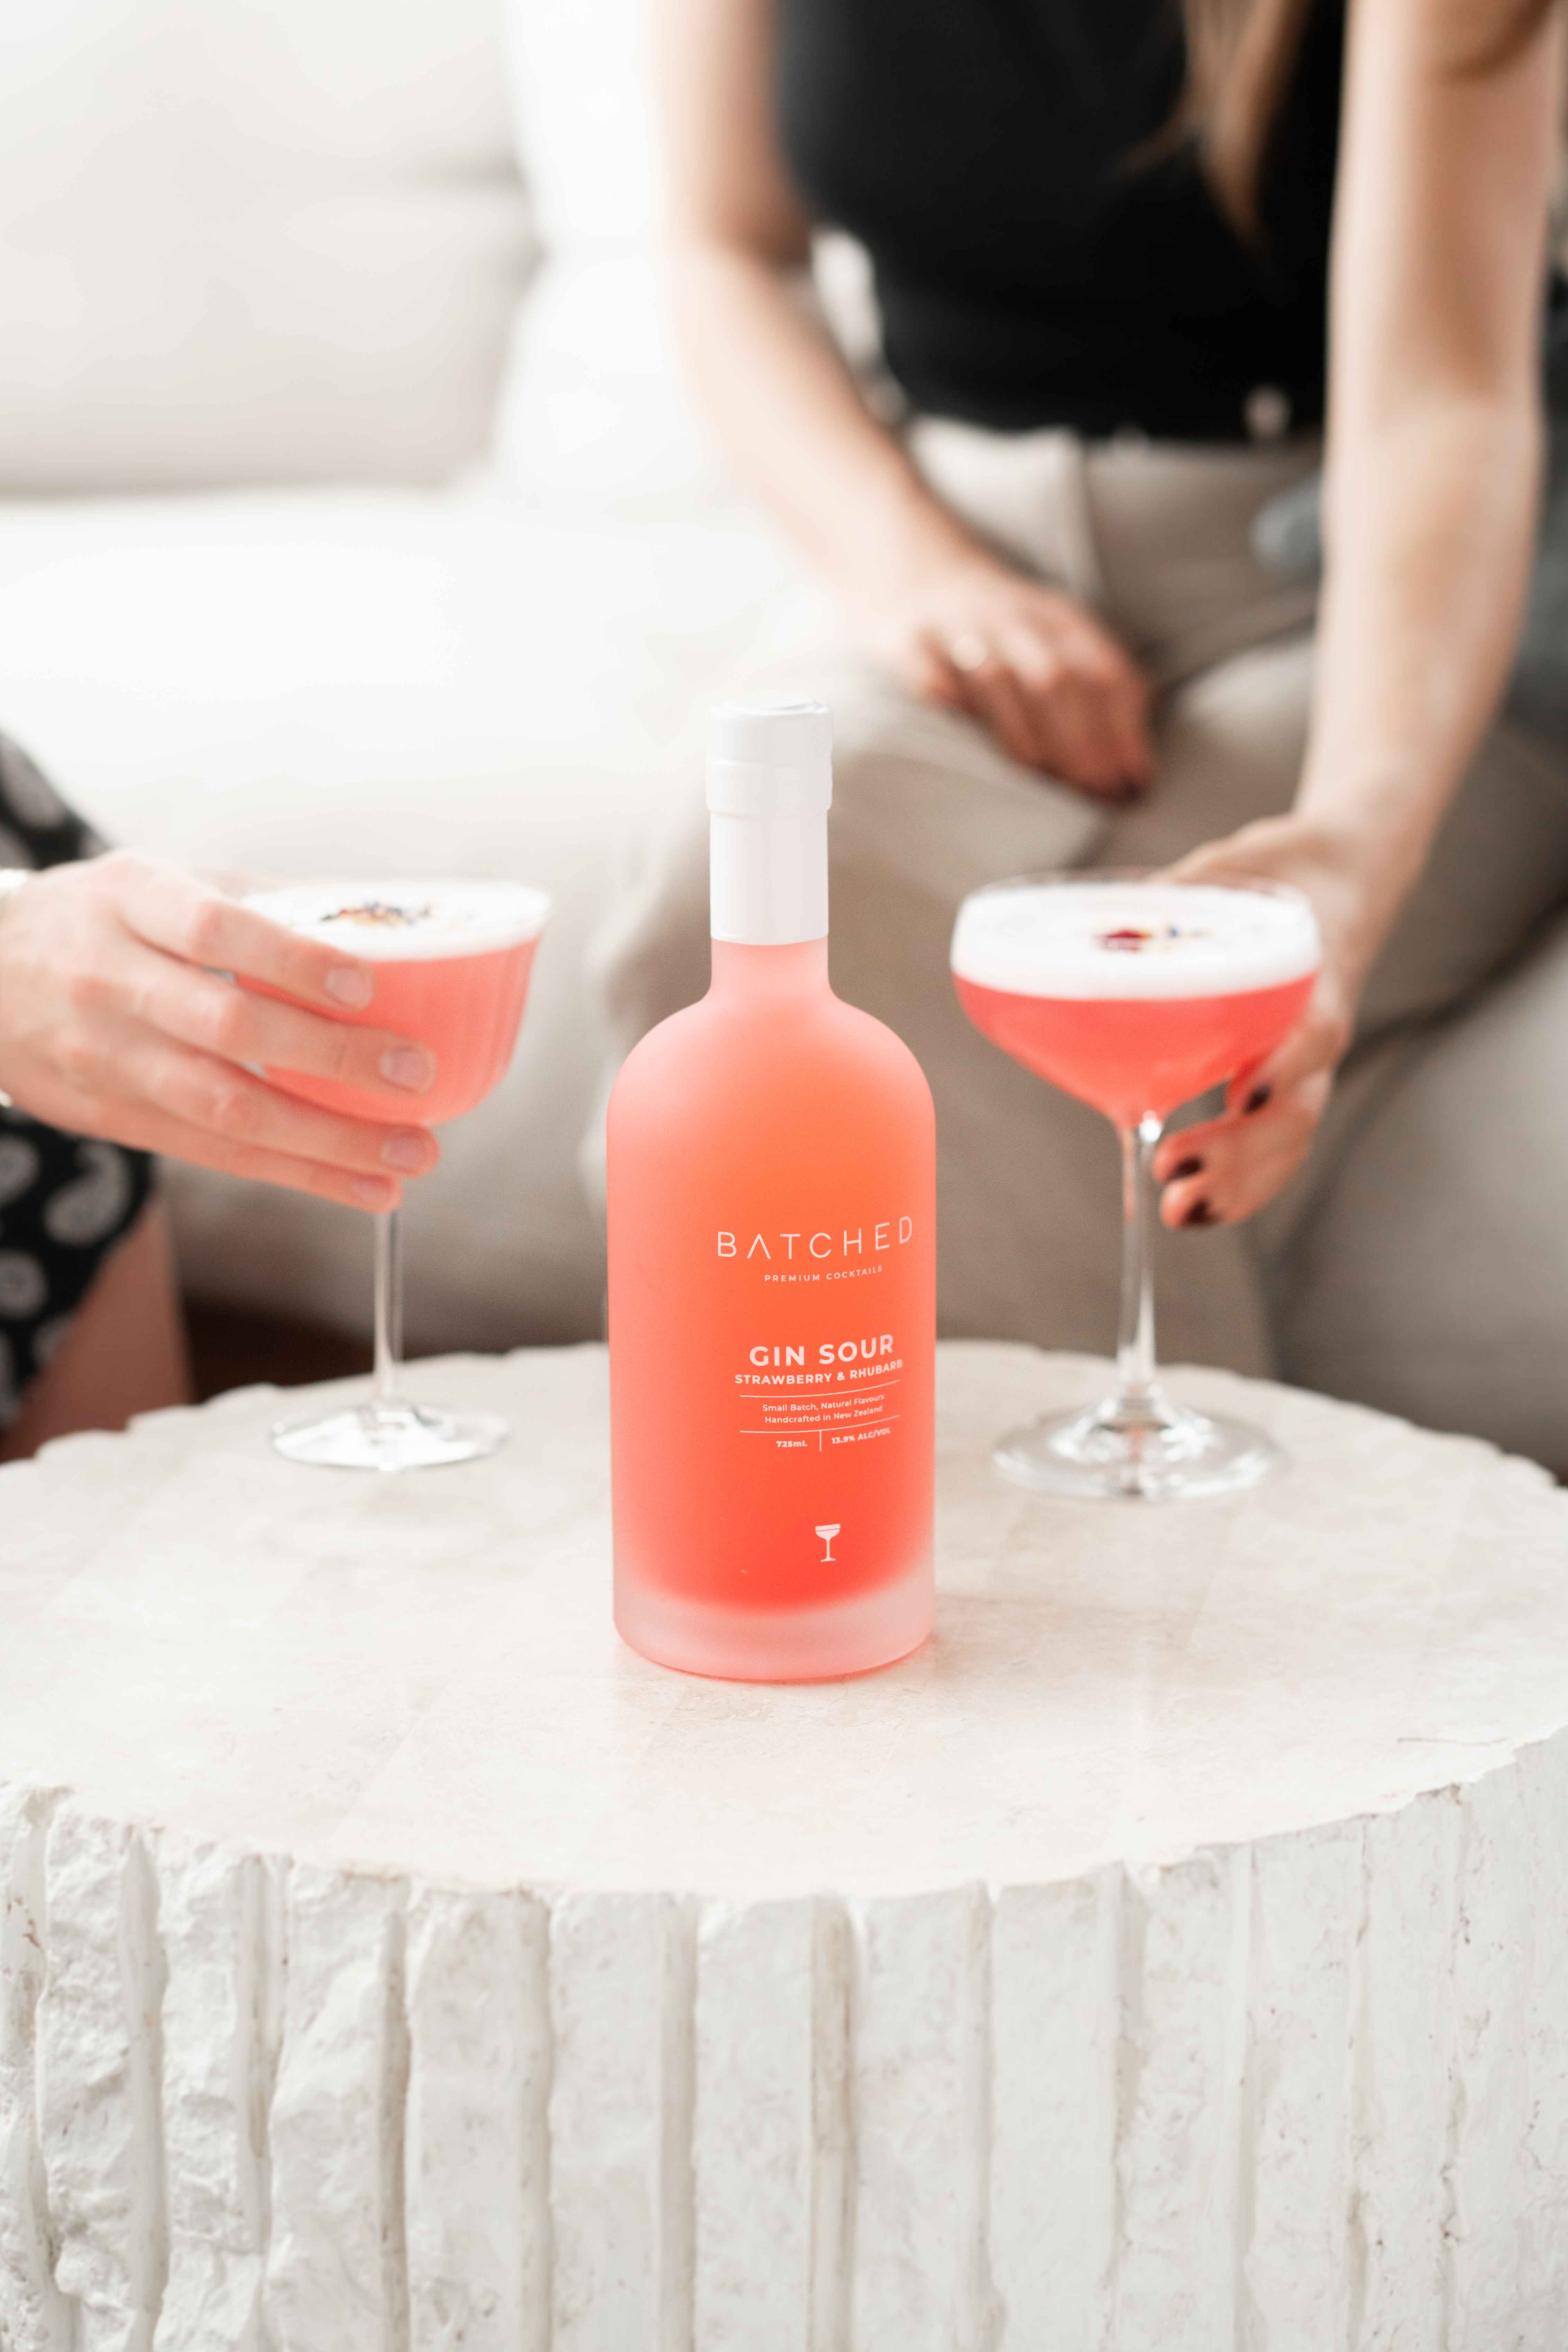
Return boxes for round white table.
[2,1342,1567,2352]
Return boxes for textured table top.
[3,1341,1566,1900]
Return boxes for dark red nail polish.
[1244,1085,1272,1115]
[1170,1155,1203,1180]
[1184,1199,1217,1228]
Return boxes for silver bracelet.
[0,869,28,1106]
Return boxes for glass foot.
[993,1390,1282,1502]
[270,1398,510,1472]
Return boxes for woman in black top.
[605,0,1568,1454]
[777,0,1344,447]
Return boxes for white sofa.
[0,0,826,1348]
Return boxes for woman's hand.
[0,852,441,1211]
[855,551,1155,799]
[1150,818,1383,1231]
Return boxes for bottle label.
[609,1193,934,1613]
[721,1217,914,1451]
[735,1342,903,1451]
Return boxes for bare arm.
[657,0,954,605]
[657,0,1154,792]
[1307,0,1556,940]
[1158,0,1562,1227]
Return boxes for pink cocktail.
[246,878,550,1471]
[951,875,1320,1500]
[247,880,544,1126]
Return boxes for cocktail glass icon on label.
[815,1524,841,1563]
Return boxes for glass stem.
[1113,1116,1162,1416]
[372,1209,403,1409]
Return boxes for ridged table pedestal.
[3,1342,1568,2351]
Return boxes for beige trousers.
[594,424,1568,1470]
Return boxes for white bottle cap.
[707,697,833,817]
[707,696,832,943]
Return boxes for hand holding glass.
[951,873,1320,1499]
[245,879,550,1470]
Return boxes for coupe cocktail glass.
[246,878,550,1471]
[951,871,1320,1500]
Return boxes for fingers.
[933,621,1152,797]
[1008,622,1153,794]
[1145,948,1351,1229]
[148,1110,413,1211]
[107,1030,440,1184]
[18,1068,416,1213]
[128,1106,413,1212]
[876,560,1157,797]
[996,632,1102,782]
[26,1017,441,1207]
[88,855,439,1105]
[0,854,445,1212]
[951,647,1049,772]
[1080,636,1155,789]
[1153,1068,1332,1230]
[906,632,968,711]
[118,948,436,1103]
[106,853,378,1014]
[1152,981,1340,1230]
[1222,992,1351,1115]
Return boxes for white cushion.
[492,0,887,514]
[0,484,807,1346]
[491,249,740,516]
[487,239,887,519]
[0,0,531,490]
[492,0,733,512]
[502,0,660,249]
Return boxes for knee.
[825,664,1106,905]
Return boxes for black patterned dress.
[0,738,155,1429]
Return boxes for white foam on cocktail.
[247,879,550,962]
[951,882,1320,999]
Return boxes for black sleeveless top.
[778,0,1344,443]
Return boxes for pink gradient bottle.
[607,699,935,1680]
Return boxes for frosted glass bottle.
[607,697,935,1680]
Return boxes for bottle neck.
[709,810,827,948]
[709,936,829,999]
